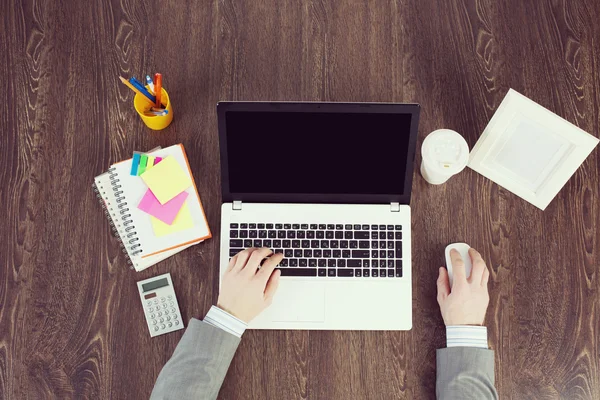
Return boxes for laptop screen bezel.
[218,102,420,205]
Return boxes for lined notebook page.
[94,172,197,271]
[111,144,211,260]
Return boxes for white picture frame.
[468,89,599,210]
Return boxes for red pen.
[154,73,162,108]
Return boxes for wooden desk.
[2,1,599,398]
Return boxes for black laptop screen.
[225,111,413,195]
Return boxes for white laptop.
[218,102,420,330]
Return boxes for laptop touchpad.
[270,281,326,322]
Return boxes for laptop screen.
[225,110,414,196]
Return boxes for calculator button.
[157,312,162,317]
[173,314,178,319]
[164,309,169,315]
[159,318,164,323]
[161,324,166,329]
[152,319,157,325]
[154,299,158,304]
[166,316,171,321]
[169,302,174,307]
[146,301,152,306]
[162,304,167,308]
[161,297,166,302]
[168,295,172,300]
[171,308,176,313]
[154,326,159,331]
[168,322,173,327]
[150,314,155,318]
[175,320,180,326]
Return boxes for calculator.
[137,273,184,337]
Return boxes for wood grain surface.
[1,0,599,399]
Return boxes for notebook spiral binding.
[93,167,142,268]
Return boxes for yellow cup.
[133,87,173,130]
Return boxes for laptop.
[218,102,420,330]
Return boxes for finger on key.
[244,247,273,275]
[257,252,284,284]
[233,248,255,272]
[264,269,281,302]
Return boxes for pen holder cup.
[133,87,173,130]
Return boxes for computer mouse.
[445,243,472,286]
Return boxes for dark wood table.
[2,1,599,398]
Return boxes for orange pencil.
[119,76,154,105]
[154,73,162,108]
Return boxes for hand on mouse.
[217,247,283,323]
[436,248,490,326]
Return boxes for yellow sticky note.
[151,202,194,237]
[141,156,192,204]
[146,156,155,171]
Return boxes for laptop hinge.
[232,200,242,211]
[390,202,400,212]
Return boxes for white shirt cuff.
[203,306,247,338]
[446,325,488,348]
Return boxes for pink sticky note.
[137,189,189,225]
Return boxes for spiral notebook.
[93,144,211,271]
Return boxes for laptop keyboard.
[228,223,403,278]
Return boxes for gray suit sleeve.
[436,347,498,400]
[150,318,241,400]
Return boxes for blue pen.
[146,75,155,95]
[130,77,154,96]
[129,77,156,103]
[130,76,146,87]
[130,78,155,103]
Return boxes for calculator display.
[142,278,169,292]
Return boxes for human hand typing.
[436,248,490,325]
[217,248,283,323]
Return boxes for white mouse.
[445,243,472,286]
